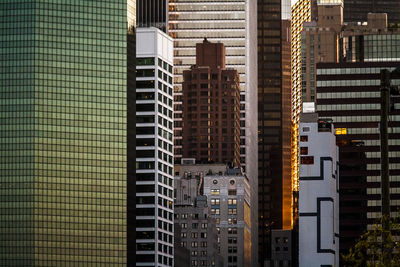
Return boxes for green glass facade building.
[0,1,131,265]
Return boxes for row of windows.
[210,198,238,205]
[190,250,208,257]
[171,12,245,21]
[317,66,398,75]
[180,241,207,249]
[317,91,379,99]
[171,4,244,12]
[180,223,208,229]
[211,208,238,215]
[366,187,400,194]
[317,79,380,87]
[181,232,208,239]
[367,175,400,182]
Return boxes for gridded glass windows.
[0,1,128,265]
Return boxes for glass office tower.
[0,1,129,265]
[343,0,400,23]
[257,0,292,264]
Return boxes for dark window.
[300,147,308,155]
[136,115,155,123]
[136,208,154,216]
[136,196,155,204]
[300,156,314,165]
[136,69,155,77]
[137,57,155,65]
[137,185,155,193]
[137,243,155,251]
[136,92,154,100]
[137,80,155,88]
[300,135,308,142]
[137,173,155,181]
[136,162,155,169]
[136,254,154,263]
[136,127,155,135]
[136,138,155,146]
[200,73,208,80]
[228,189,237,195]
[136,104,154,112]
[137,231,155,239]
[136,150,155,158]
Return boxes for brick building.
[182,39,240,166]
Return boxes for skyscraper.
[127,0,137,265]
[136,0,168,32]
[181,39,241,166]
[0,1,132,265]
[298,113,339,267]
[257,0,292,264]
[343,0,400,23]
[291,0,311,209]
[169,1,257,171]
[169,2,258,265]
[316,58,400,257]
[135,27,174,266]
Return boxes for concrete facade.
[204,173,252,267]
[174,165,224,267]
[298,112,339,267]
[174,163,251,267]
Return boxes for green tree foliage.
[342,216,400,267]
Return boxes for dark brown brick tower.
[182,39,240,166]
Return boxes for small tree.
[342,216,400,267]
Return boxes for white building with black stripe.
[135,27,175,267]
[298,110,339,267]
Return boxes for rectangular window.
[300,156,314,165]
[211,208,220,215]
[300,135,308,142]
[211,199,220,205]
[300,147,308,155]
[211,189,220,195]
[228,208,237,215]
[228,199,237,205]
[137,57,155,65]
[136,80,155,88]
[136,69,155,77]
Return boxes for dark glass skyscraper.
[257,0,292,264]
[343,0,400,23]
[136,0,168,32]
[0,1,132,265]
